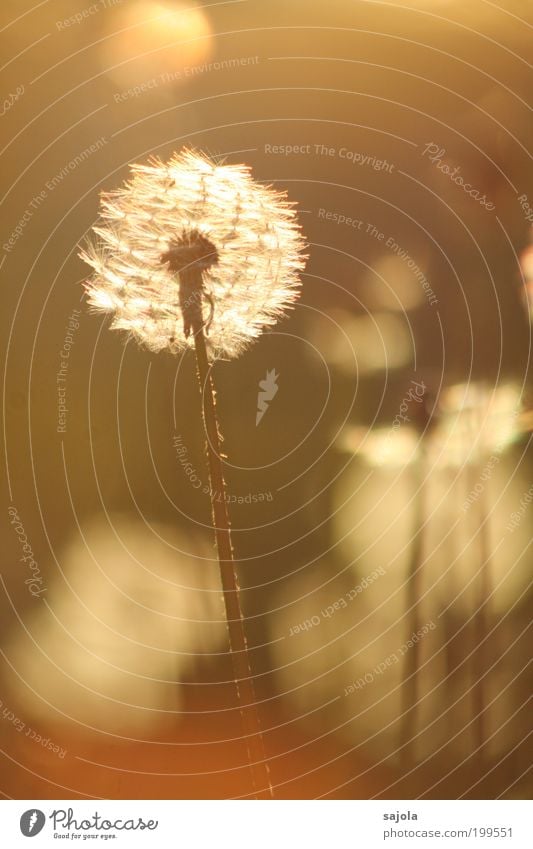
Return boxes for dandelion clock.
[81,149,305,357]
[80,149,307,798]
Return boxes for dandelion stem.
[192,313,273,800]
[472,463,490,763]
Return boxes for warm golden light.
[434,381,522,465]
[4,518,225,733]
[81,149,307,358]
[360,255,428,312]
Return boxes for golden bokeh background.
[1,0,531,799]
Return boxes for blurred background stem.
[471,460,491,764]
[193,315,273,799]
[400,448,426,765]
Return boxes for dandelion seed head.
[435,381,522,461]
[80,149,307,358]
